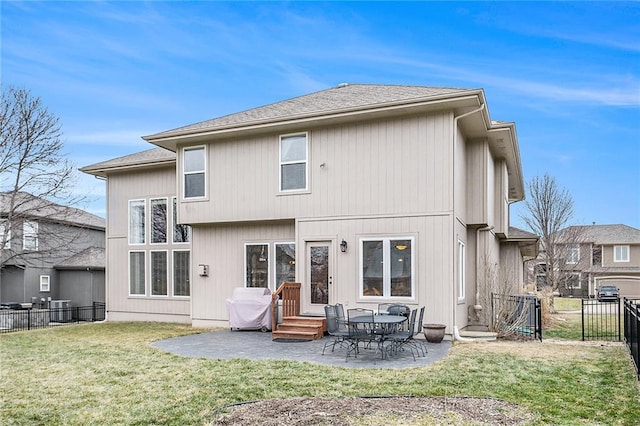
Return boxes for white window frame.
[150,197,168,245]
[150,250,169,297]
[128,250,146,296]
[614,245,630,262]
[274,242,296,290]
[457,240,466,302]
[172,249,191,297]
[568,272,581,289]
[359,236,415,300]
[244,243,270,289]
[172,197,191,244]
[0,220,10,250]
[128,199,146,245]
[183,145,206,200]
[566,244,580,264]
[279,132,308,193]
[40,275,50,292]
[23,221,38,251]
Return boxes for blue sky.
[2,1,639,230]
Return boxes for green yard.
[0,320,638,425]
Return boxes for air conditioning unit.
[50,300,71,323]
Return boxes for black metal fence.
[624,298,640,379]
[491,293,542,341]
[581,298,621,341]
[0,302,105,333]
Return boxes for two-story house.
[0,192,106,307]
[81,83,536,336]
[537,224,640,298]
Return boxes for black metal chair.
[385,308,418,360]
[346,308,377,360]
[322,305,349,355]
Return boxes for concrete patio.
[153,329,452,369]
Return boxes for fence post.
[581,298,585,341]
[27,309,31,331]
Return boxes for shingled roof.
[145,84,471,140]
[80,147,175,178]
[562,224,640,245]
[0,192,105,230]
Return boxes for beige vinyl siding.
[454,126,467,225]
[105,166,190,322]
[178,112,454,225]
[602,244,640,267]
[465,139,495,226]
[297,213,453,327]
[494,160,509,235]
[190,221,294,326]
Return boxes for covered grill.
[225,287,272,331]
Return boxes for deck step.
[273,316,325,341]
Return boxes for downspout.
[452,102,486,341]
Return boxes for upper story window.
[129,200,146,245]
[360,237,414,299]
[172,197,191,243]
[23,221,38,251]
[592,245,602,266]
[614,245,629,262]
[566,244,580,264]
[0,220,10,250]
[279,133,308,192]
[183,146,206,199]
[150,198,167,244]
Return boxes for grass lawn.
[1,321,639,425]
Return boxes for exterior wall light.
[340,239,348,253]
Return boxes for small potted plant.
[423,323,446,343]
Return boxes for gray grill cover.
[225,287,272,330]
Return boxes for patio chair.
[322,305,349,355]
[413,306,427,356]
[346,308,377,360]
[385,308,418,361]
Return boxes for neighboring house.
[532,224,640,298]
[81,83,536,335]
[0,192,106,307]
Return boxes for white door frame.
[302,240,335,315]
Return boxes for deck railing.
[271,282,301,331]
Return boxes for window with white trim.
[172,197,191,243]
[151,250,168,296]
[245,244,269,288]
[23,221,38,251]
[129,200,145,244]
[614,245,629,262]
[457,240,466,301]
[173,250,190,296]
[279,133,308,192]
[567,272,581,289]
[361,237,414,298]
[274,242,296,289]
[566,244,580,264]
[129,251,145,295]
[150,198,167,244]
[40,275,50,292]
[0,220,10,249]
[183,146,206,199]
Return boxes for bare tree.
[520,174,584,311]
[0,86,92,269]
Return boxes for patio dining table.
[347,314,407,360]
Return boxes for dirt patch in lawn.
[213,396,533,425]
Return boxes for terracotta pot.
[423,323,446,343]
